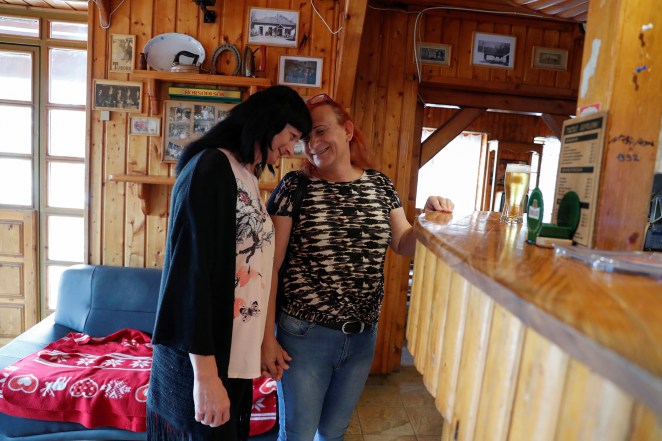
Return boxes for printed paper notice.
[554,111,607,248]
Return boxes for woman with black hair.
[147,85,312,441]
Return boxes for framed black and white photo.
[93,79,142,112]
[162,100,236,163]
[248,7,299,48]
[110,34,135,72]
[129,116,161,136]
[417,42,451,66]
[278,56,322,88]
[532,46,568,70]
[471,32,516,69]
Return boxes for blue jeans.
[276,312,378,441]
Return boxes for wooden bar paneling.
[473,303,525,441]
[408,212,662,440]
[434,271,470,418]
[450,285,494,441]
[421,258,451,394]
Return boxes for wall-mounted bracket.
[194,0,217,23]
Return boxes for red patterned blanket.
[0,329,151,431]
[0,329,277,434]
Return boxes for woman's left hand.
[424,196,454,212]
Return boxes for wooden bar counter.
[408,211,662,441]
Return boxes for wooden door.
[0,210,38,347]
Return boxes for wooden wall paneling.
[309,0,337,96]
[441,16,461,79]
[555,28,573,90]
[352,6,381,150]
[490,22,511,83]
[523,25,543,85]
[507,327,569,441]
[508,23,527,84]
[538,28,561,88]
[450,285,494,441]
[122,1,151,267]
[380,9,411,372]
[434,272,470,420]
[412,245,437,369]
[102,114,128,265]
[420,12,442,80]
[406,243,427,357]
[195,0,221,74]
[176,0,199,37]
[456,19,477,81]
[88,9,106,264]
[333,0,367,109]
[407,103,424,210]
[422,258,451,394]
[473,303,524,441]
[472,21,494,83]
[387,14,422,371]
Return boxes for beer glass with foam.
[500,163,531,224]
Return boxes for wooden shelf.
[130,71,272,115]
[109,174,175,215]
[108,173,276,215]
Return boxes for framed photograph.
[532,46,568,70]
[278,56,323,88]
[110,34,135,72]
[417,42,451,66]
[248,7,299,48]
[471,32,516,69]
[129,116,161,136]
[93,79,142,112]
[163,100,236,163]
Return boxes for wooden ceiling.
[0,0,588,22]
[376,0,588,22]
[0,0,87,11]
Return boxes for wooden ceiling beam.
[541,113,569,138]
[541,0,588,15]
[420,108,485,166]
[333,0,368,110]
[419,86,577,116]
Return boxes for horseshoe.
[210,44,241,76]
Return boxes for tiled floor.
[252,345,443,441]
[345,347,444,441]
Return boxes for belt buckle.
[341,321,364,334]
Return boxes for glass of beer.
[500,163,531,224]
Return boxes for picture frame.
[278,56,323,88]
[471,32,516,69]
[162,100,236,163]
[129,116,161,136]
[93,79,142,112]
[248,7,299,48]
[417,42,451,66]
[532,46,568,70]
[110,34,135,73]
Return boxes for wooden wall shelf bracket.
[109,174,175,215]
[91,0,111,28]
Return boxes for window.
[0,11,87,316]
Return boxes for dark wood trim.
[420,85,577,115]
[420,108,485,166]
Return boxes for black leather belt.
[318,320,370,335]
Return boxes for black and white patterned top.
[267,169,402,325]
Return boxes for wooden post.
[578,0,662,250]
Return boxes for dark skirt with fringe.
[147,345,252,441]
